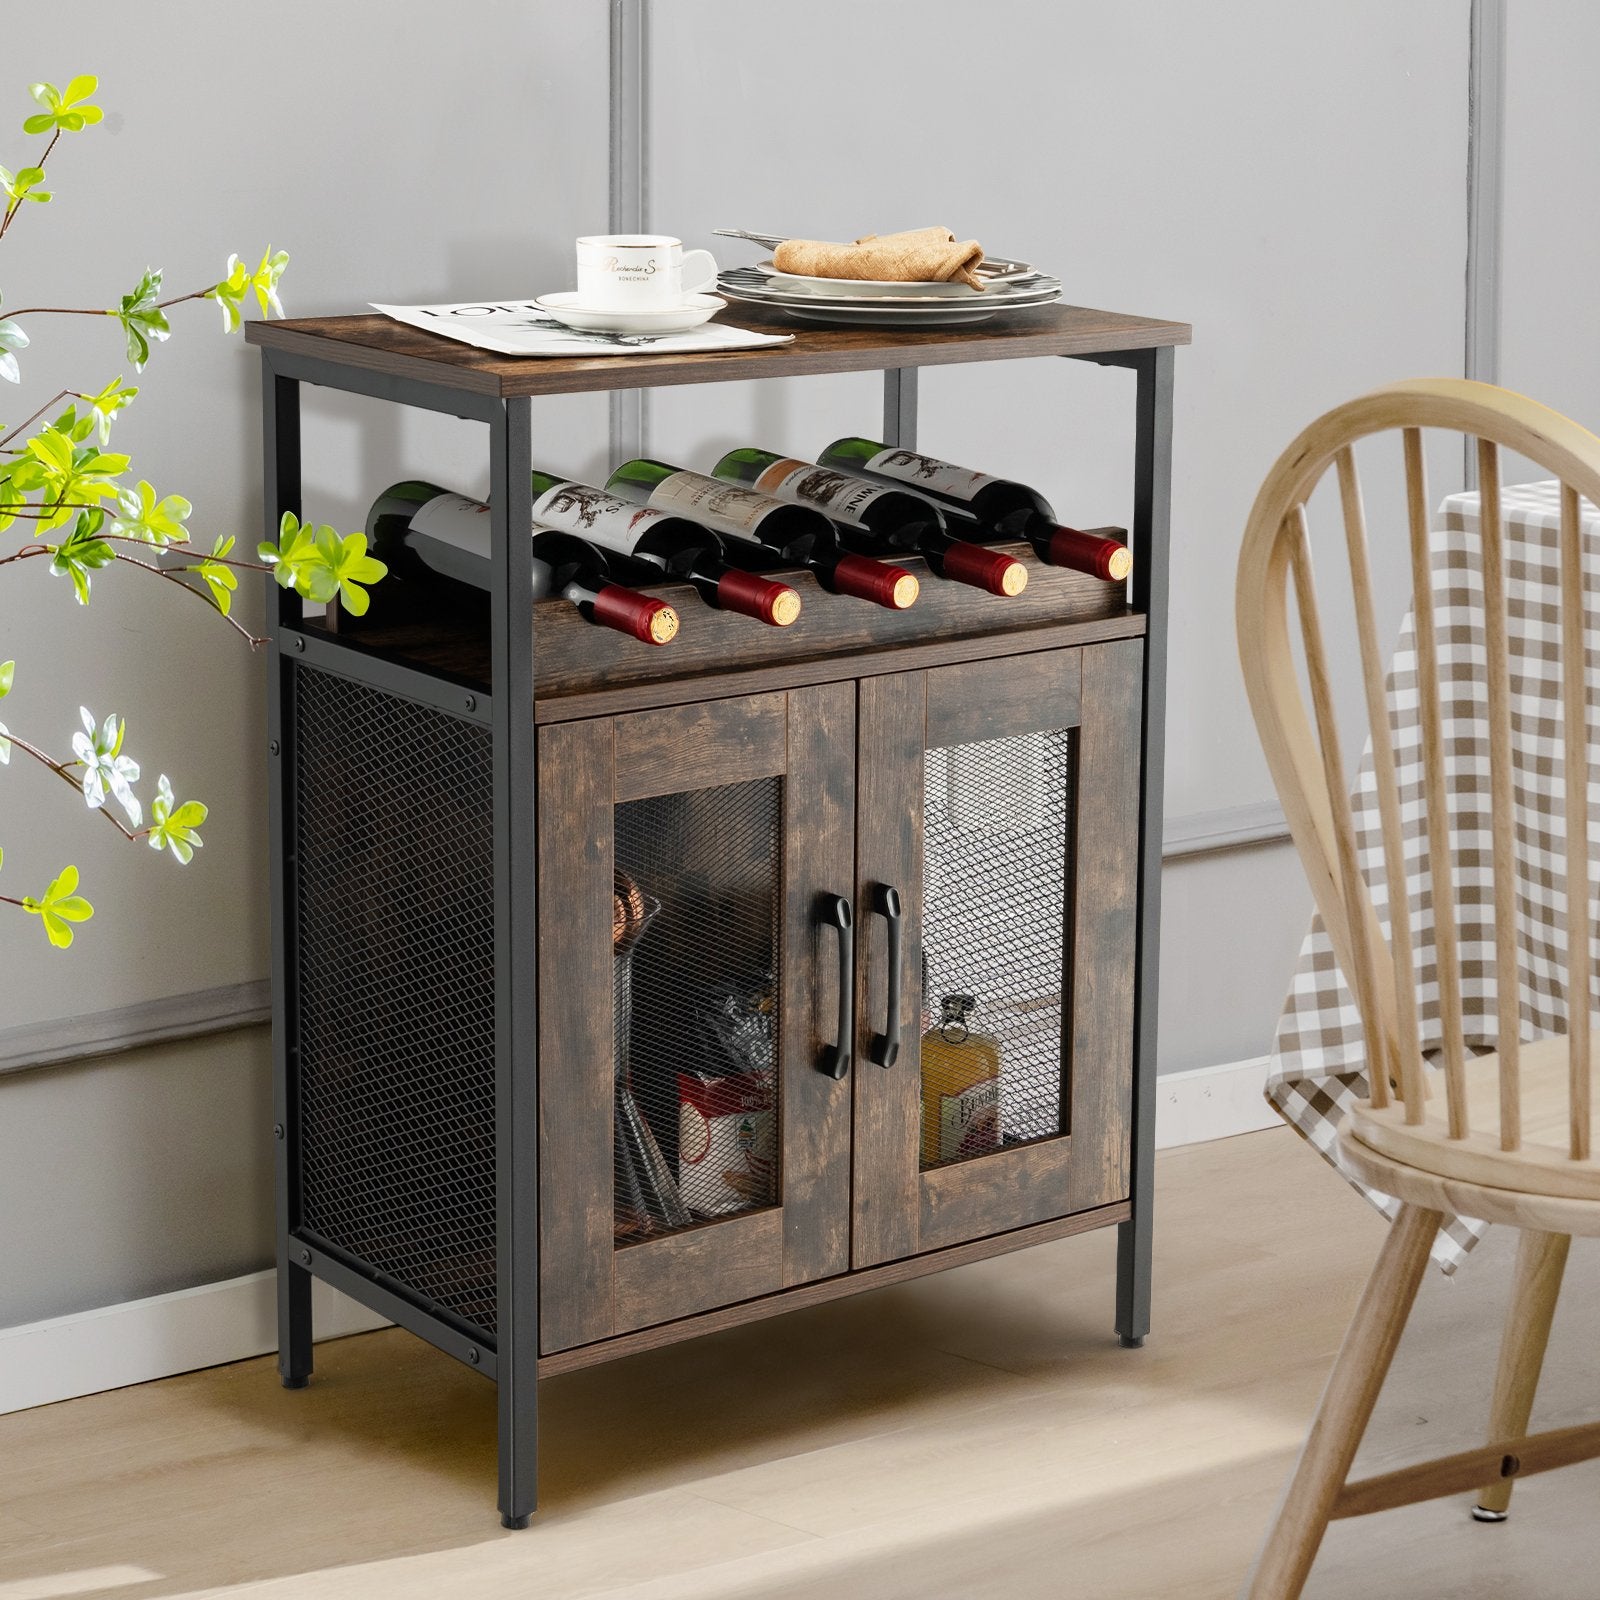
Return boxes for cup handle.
[680,249,718,295]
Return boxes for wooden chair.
[1236,379,1600,1598]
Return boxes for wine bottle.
[365,481,678,644]
[711,447,1028,598]
[606,458,920,611]
[527,470,800,627]
[920,993,1002,1165]
[817,437,1132,582]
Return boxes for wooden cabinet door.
[852,641,1143,1267]
[536,684,856,1352]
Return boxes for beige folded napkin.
[773,226,986,290]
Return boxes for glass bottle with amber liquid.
[920,993,1003,1166]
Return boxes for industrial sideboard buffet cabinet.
[246,302,1188,1526]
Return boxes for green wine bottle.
[712,447,1027,597]
[817,437,1132,582]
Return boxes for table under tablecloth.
[1265,480,1600,1271]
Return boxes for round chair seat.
[1345,1036,1600,1203]
[1339,1128,1600,1236]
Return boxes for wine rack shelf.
[247,301,1189,1528]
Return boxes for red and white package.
[677,1069,775,1216]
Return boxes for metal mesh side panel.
[291,666,497,1334]
[612,777,782,1242]
[921,729,1076,1169]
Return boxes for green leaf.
[22,863,95,948]
[0,164,51,205]
[256,510,388,613]
[48,512,116,603]
[258,510,331,598]
[24,76,102,137]
[326,531,386,617]
[206,253,252,334]
[111,268,171,371]
[108,479,191,546]
[0,314,29,381]
[77,376,137,445]
[196,533,238,614]
[249,247,289,318]
[147,774,207,864]
[12,424,127,532]
[0,659,13,698]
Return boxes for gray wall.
[646,0,1469,1073]
[0,1,1514,1328]
[0,0,608,1326]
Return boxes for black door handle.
[870,883,903,1068]
[818,894,853,1080]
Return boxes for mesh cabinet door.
[537,685,856,1352]
[852,642,1143,1268]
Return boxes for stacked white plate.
[717,260,1062,329]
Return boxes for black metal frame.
[261,342,1174,1528]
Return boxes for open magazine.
[371,299,793,359]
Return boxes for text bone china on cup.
[575,234,718,312]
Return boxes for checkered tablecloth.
[1265,481,1600,1272]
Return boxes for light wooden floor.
[3,1127,1598,1600]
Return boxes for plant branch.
[0,388,72,449]
[0,540,52,565]
[108,549,268,646]
[2,728,139,840]
[4,286,213,321]
[0,127,60,241]
[0,541,268,645]
[0,500,119,522]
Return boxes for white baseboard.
[0,1055,1280,1417]
[0,1268,390,1416]
[1154,1054,1280,1150]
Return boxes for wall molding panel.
[0,1269,388,1416]
[0,980,270,1080]
[0,807,1290,1079]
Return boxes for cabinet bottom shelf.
[291,1198,1129,1386]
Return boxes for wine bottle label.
[646,470,778,540]
[865,447,996,502]
[938,1074,1001,1163]
[409,491,492,555]
[753,457,892,525]
[531,479,672,557]
[408,491,559,599]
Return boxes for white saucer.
[534,292,723,335]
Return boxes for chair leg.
[1473,1229,1570,1522]
[1244,1203,1441,1600]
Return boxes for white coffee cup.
[575,234,718,312]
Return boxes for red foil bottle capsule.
[828,552,921,610]
[590,584,680,645]
[715,568,803,627]
[939,541,1030,597]
[1044,526,1132,582]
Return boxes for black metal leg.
[264,360,313,1387]
[1116,345,1174,1349]
[490,396,540,1528]
[277,1260,312,1388]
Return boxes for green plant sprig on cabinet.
[0,74,387,948]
